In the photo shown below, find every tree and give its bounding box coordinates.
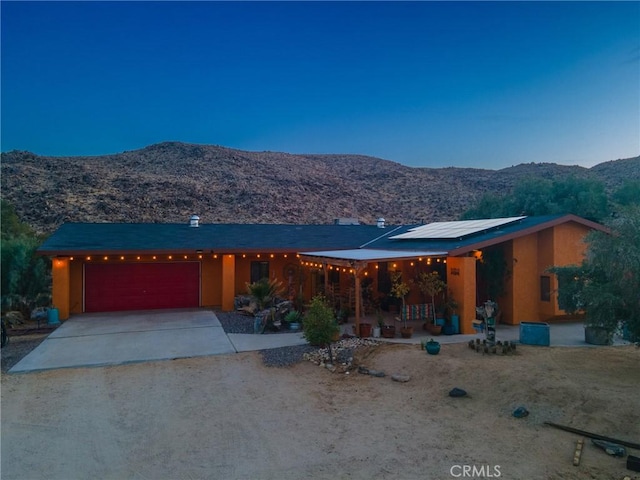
[1,200,36,240]
[415,271,446,324]
[1,201,50,319]
[549,206,640,341]
[1,235,51,319]
[461,177,611,222]
[613,180,640,208]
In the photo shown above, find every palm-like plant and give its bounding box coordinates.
[246,278,284,311]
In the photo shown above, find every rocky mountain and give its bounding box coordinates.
[1,142,638,234]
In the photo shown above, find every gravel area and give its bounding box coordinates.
[215,310,293,335]
[259,344,318,367]
[216,310,319,367]
[215,311,256,334]
[1,333,49,373]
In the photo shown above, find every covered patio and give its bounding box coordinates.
[298,248,478,336]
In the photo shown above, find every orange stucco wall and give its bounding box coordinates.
[509,235,540,324]
[501,222,593,324]
[201,256,222,307]
[52,258,70,320]
[221,254,236,311]
[447,256,476,334]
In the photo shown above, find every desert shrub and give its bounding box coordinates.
[302,295,339,347]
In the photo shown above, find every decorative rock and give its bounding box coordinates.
[391,374,411,383]
[368,369,386,378]
[512,406,529,418]
[449,387,467,397]
[358,366,370,375]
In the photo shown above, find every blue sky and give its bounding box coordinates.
[1,1,638,169]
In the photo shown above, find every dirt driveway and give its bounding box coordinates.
[1,343,639,480]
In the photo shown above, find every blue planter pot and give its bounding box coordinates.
[442,324,455,335]
[450,314,459,334]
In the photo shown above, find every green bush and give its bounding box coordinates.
[302,295,339,347]
[549,206,640,340]
[1,201,51,318]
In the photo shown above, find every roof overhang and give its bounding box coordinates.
[298,248,448,268]
[447,214,609,256]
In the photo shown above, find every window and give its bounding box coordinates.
[250,261,269,283]
[540,275,551,302]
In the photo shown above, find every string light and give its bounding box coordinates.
[198,255,203,259]
[152,256,157,260]
[120,256,125,260]
[70,257,74,261]
[168,255,172,260]
[103,256,108,261]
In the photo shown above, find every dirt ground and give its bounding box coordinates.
[1,342,639,480]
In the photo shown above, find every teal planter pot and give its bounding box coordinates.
[47,307,60,325]
[426,341,441,355]
[450,314,459,334]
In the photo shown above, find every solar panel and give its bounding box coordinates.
[390,216,527,239]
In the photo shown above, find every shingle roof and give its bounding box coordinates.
[38,215,606,257]
[37,223,393,255]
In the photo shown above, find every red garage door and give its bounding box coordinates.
[85,262,200,312]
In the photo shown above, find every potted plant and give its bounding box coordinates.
[390,271,413,338]
[246,278,284,333]
[373,311,384,338]
[443,291,459,335]
[416,271,446,335]
[284,310,303,331]
[425,338,441,355]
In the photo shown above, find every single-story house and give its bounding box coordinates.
[38,214,606,334]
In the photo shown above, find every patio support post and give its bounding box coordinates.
[324,262,329,297]
[353,263,366,336]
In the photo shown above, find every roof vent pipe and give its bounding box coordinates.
[190,215,200,228]
[376,217,385,228]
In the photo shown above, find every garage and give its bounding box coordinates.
[84,262,200,312]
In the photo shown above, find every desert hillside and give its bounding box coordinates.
[1,142,638,234]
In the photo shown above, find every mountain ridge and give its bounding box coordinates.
[1,142,638,234]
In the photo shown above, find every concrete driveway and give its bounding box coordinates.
[9,309,236,373]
